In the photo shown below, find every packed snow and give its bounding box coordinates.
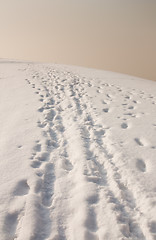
[0,60,156,240]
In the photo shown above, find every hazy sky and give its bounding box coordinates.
[0,0,156,80]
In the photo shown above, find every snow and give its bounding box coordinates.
[0,60,156,240]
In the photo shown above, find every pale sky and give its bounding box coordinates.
[0,0,156,81]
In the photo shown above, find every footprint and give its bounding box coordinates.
[121,123,128,129]
[136,159,146,172]
[42,163,55,207]
[84,231,98,240]
[124,112,133,116]
[37,152,49,162]
[31,160,42,169]
[46,109,56,121]
[3,212,18,239]
[151,146,156,149]
[94,129,105,137]
[47,98,55,105]
[33,143,41,152]
[85,208,97,232]
[55,122,65,133]
[128,106,134,110]
[87,176,101,184]
[148,221,156,233]
[37,121,47,128]
[134,138,144,146]
[35,169,44,177]
[62,159,73,171]
[87,194,99,205]
[13,180,30,196]
[17,145,22,149]
[102,100,108,105]
[103,108,109,113]
[38,107,44,112]
[125,95,130,99]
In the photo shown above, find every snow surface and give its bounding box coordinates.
[0,61,156,240]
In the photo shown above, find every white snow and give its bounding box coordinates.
[0,60,156,240]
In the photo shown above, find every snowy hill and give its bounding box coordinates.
[0,61,156,240]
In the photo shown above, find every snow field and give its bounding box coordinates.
[0,62,156,240]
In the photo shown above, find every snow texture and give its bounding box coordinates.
[0,61,156,240]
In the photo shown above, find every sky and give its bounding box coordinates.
[0,0,156,81]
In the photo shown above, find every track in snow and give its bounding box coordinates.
[2,63,156,240]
